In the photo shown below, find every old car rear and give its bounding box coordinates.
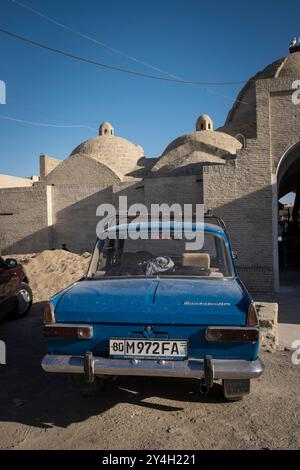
[42,222,263,400]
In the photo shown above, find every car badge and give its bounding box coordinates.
[143,325,154,337]
[183,301,231,306]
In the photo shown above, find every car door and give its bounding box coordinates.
[0,257,20,320]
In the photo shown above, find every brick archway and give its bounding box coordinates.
[273,141,300,289]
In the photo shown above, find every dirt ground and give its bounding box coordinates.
[0,301,299,450]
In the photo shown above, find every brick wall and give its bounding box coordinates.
[51,184,113,253]
[39,154,62,179]
[145,175,203,207]
[203,139,274,292]
[0,185,49,254]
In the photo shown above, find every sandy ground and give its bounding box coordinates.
[0,300,299,450]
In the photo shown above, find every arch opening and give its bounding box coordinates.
[275,142,300,287]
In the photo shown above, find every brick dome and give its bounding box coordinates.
[69,125,144,177]
[219,52,300,139]
[150,129,241,177]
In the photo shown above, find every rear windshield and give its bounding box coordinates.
[88,230,233,279]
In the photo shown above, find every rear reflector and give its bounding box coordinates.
[43,302,55,324]
[43,324,93,339]
[247,302,259,326]
[206,327,259,342]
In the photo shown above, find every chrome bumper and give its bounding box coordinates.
[41,354,264,380]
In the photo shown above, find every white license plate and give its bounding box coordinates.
[109,339,187,358]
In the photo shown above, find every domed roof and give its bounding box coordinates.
[220,52,300,139]
[69,126,144,177]
[162,129,241,155]
[150,129,242,177]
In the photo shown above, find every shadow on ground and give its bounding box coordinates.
[0,302,226,430]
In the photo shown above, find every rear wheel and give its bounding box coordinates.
[222,379,250,401]
[10,282,33,319]
[70,374,104,396]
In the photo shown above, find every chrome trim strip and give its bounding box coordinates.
[44,323,93,329]
[41,355,264,380]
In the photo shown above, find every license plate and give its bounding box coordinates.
[109,339,187,358]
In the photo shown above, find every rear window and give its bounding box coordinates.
[88,230,233,279]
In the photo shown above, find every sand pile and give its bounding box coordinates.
[12,250,91,302]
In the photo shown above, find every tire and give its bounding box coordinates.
[224,394,244,402]
[10,282,33,319]
[222,379,250,402]
[70,374,104,397]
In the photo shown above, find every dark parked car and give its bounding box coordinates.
[0,256,32,320]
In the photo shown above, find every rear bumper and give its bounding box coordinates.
[41,354,264,380]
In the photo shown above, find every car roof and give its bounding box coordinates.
[103,221,226,238]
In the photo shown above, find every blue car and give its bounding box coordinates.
[41,220,264,401]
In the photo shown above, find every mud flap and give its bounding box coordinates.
[223,379,250,399]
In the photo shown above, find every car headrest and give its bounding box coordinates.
[182,253,210,270]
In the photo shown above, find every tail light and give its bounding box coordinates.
[206,326,259,342]
[247,302,259,326]
[43,324,93,339]
[44,302,55,324]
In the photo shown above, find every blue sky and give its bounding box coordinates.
[0,0,299,177]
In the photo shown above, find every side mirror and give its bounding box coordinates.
[5,258,18,268]
[232,251,238,260]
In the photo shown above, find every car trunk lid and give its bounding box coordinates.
[54,277,247,326]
